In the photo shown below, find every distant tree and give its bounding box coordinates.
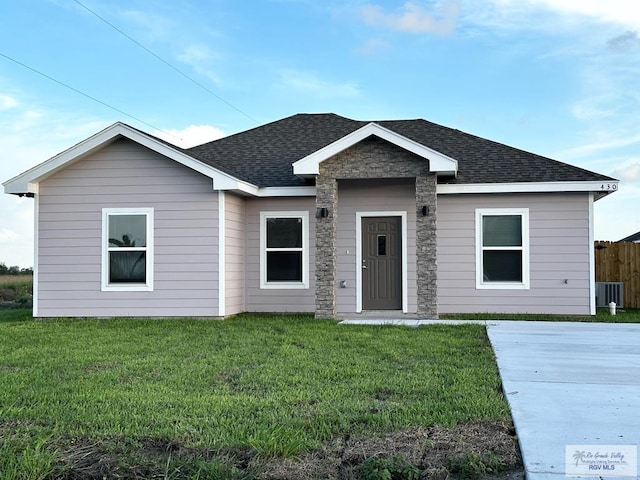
[0,262,33,275]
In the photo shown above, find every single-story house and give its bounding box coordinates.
[3,113,619,318]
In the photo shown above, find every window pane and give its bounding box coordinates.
[377,235,386,256]
[109,215,147,247]
[483,215,521,247]
[110,251,146,283]
[483,251,522,282]
[267,218,302,248]
[266,251,302,281]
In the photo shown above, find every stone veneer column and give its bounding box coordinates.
[315,173,338,318]
[416,173,438,317]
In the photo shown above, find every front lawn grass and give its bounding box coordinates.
[440,308,640,323]
[0,310,510,479]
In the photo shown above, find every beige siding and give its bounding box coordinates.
[437,193,591,315]
[244,197,316,312]
[37,138,220,317]
[224,193,245,315]
[336,179,417,314]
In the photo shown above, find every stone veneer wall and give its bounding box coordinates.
[315,137,437,318]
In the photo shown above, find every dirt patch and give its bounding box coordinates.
[256,420,523,479]
[50,420,523,479]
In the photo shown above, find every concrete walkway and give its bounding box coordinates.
[487,321,640,480]
[339,318,488,326]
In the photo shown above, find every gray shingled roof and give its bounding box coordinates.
[184,113,615,188]
[619,231,640,242]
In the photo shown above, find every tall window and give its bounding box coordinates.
[260,211,309,289]
[476,208,529,289]
[102,208,154,291]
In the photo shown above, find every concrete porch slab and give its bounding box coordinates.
[338,319,489,326]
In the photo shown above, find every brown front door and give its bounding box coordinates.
[362,217,402,310]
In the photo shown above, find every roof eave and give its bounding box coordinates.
[437,180,619,199]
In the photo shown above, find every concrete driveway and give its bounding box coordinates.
[486,321,640,480]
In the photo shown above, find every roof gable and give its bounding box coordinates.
[292,122,458,177]
[3,122,257,195]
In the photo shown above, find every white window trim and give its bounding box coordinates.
[101,208,154,292]
[475,208,529,290]
[260,211,309,289]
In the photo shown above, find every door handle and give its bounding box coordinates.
[362,260,367,269]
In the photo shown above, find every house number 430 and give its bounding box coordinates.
[600,183,618,191]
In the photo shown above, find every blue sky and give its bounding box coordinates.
[1,0,639,267]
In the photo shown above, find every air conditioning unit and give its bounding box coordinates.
[595,282,624,308]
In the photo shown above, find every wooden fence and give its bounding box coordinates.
[595,241,640,308]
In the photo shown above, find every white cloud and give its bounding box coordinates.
[153,124,226,148]
[467,0,640,31]
[178,44,217,64]
[610,159,640,182]
[278,69,360,98]
[354,38,390,55]
[0,228,20,243]
[0,94,19,110]
[177,44,221,84]
[119,8,175,44]
[570,99,616,121]
[462,1,640,41]
[530,0,640,30]
[560,134,640,160]
[360,1,460,34]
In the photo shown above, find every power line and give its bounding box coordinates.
[0,51,180,140]
[72,0,259,124]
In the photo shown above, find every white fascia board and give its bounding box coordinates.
[219,180,621,198]
[437,181,619,197]
[292,122,458,176]
[213,176,258,195]
[3,122,257,195]
[255,186,316,197]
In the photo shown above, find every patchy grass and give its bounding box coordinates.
[440,308,640,323]
[0,311,517,479]
[0,275,33,308]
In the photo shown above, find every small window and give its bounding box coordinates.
[377,235,386,256]
[102,208,154,291]
[260,212,309,289]
[476,209,529,289]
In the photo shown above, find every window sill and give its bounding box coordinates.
[102,284,154,292]
[260,282,309,290]
[476,282,529,290]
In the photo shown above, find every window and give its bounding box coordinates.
[102,208,154,291]
[476,208,529,289]
[260,211,309,289]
